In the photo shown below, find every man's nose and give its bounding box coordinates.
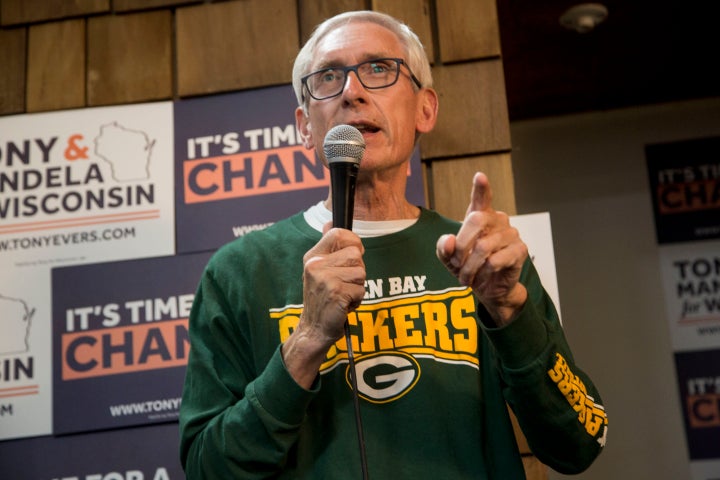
[341,70,367,100]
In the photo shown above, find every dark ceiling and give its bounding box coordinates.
[497,1,720,121]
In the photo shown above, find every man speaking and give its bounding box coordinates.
[179,10,607,479]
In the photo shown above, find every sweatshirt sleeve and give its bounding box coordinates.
[178,266,318,479]
[479,259,608,474]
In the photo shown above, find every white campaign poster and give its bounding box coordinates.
[690,459,720,480]
[658,240,720,352]
[510,212,562,320]
[0,102,175,440]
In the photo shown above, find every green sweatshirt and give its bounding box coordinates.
[179,208,607,479]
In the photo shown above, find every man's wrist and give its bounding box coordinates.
[481,283,528,327]
[281,329,331,389]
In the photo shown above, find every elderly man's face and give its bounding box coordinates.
[296,21,436,177]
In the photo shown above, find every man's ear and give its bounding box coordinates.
[416,87,439,134]
[295,106,315,149]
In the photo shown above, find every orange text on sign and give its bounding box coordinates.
[61,319,189,380]
[183,146,327,204]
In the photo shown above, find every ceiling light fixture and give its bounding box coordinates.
[560,3,609,33]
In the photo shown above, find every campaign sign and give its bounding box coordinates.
[690,458,720,480]
[51,251,211,434]
[510,212,562,321]
[674,348,720,461]
[646,136,720,244]
[0,423,183,479]
[658,240,720,352]
[0,102,175,266]
[0,102,175,440]
[0,266,54,440]
[174,84,425,254]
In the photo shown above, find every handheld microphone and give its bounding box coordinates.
[323,125,365,229]
[322,124,369,479]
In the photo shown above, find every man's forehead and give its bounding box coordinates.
[312,22,403,66]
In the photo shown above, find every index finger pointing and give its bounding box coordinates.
[467,172,493,215]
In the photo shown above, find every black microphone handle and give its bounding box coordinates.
[328,156,369,480]
[330,160,359,230]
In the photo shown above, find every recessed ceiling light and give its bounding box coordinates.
[560,3,609,33]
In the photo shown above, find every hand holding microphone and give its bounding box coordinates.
[321,124,366,317]
[287,125,367,389]
[298,125,367,343]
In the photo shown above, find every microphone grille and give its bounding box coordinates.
[323,124,365,164]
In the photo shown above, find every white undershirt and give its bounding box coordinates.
[303,201,418,238]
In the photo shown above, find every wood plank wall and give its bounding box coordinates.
[0,0,543,478]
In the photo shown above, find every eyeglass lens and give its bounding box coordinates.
[306,59,401,100]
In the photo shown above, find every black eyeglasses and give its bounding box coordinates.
[301,58,422,101]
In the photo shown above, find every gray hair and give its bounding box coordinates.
[292,10,433,109]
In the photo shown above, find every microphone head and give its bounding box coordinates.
[323,124,365,165]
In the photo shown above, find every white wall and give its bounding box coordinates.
[510,97,720,479]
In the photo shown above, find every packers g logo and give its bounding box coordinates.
[346,351,421,403]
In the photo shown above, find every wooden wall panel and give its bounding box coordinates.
[87,11,172,106]
[509,406,531,454]
[522,456,549,480]
[436,0,500,62]
[0,26,26,114]
[298,0,367,42]
[422,60,510,159]
[0,0,108,26]
[177,0,298,97]
[27,19,86,112]
[372,0,434,62]
[114,0,199,12]
[428,153,516,220]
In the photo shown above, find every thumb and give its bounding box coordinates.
[436,234,456,263]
